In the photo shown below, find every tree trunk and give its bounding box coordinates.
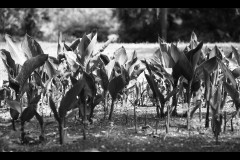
[160,8,168,41]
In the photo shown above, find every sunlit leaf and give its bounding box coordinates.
[217,58,237,89]
[232,46,240,66]
[6,99,21,113]
[5,34,27,65]
[114,46,128,66]
[21,34,44,59]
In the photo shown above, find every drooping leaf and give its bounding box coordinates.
[114,47,128,66]
[217,58,237,89]
[5,34,27,65]
[58,79,84,119]
[16,54,48,90]
[108,75,125,100]
[6,99,21,113]
[21,34,44,59]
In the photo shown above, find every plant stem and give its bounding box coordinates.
[59,121,64,145]
[187,80,193,130]
[205,101,210,128]
[166,104,170,133]
[108,99,115,121]
[134,101,137,133]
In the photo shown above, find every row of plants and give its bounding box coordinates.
[0,31,240,145]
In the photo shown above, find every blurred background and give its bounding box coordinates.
[1,8,240,43]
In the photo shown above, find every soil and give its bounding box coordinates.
[1,101,240,152]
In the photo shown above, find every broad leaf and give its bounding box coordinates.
[108,75,125,100]
[78,33,97,67]
[232,67,240,79]
[158,39,174,68]
[126,50,138,71]
[29,95,41,105]
[0,49,17,75]
[210,85,221,113]
[130,64,145,80]
[232,46,240,66]
[93,94,104,107]
[58,79,84,119]
[16,54,48,90]
[98,67,109,91]
[6,99,21,113]
[20,104,36,123]
[217,58,237,89]
[5,34,27,65]
[49,96,60,123]
[203,68,211,101]
[21,34,44,59]
[65,51,79,72]
[223,82,240,105]
[144,73,165,104]
[195,57,218,80]
[10,108,19,120]
[100,54,110,65]
[114,47,128,66]
[83,72,96,98]
[70,38,81,51]
[105,59,116,81]
[209,45,223,60]
[170,43,193,81]
[185,41,203,71]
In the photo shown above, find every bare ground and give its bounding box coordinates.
[0,101,240,152]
